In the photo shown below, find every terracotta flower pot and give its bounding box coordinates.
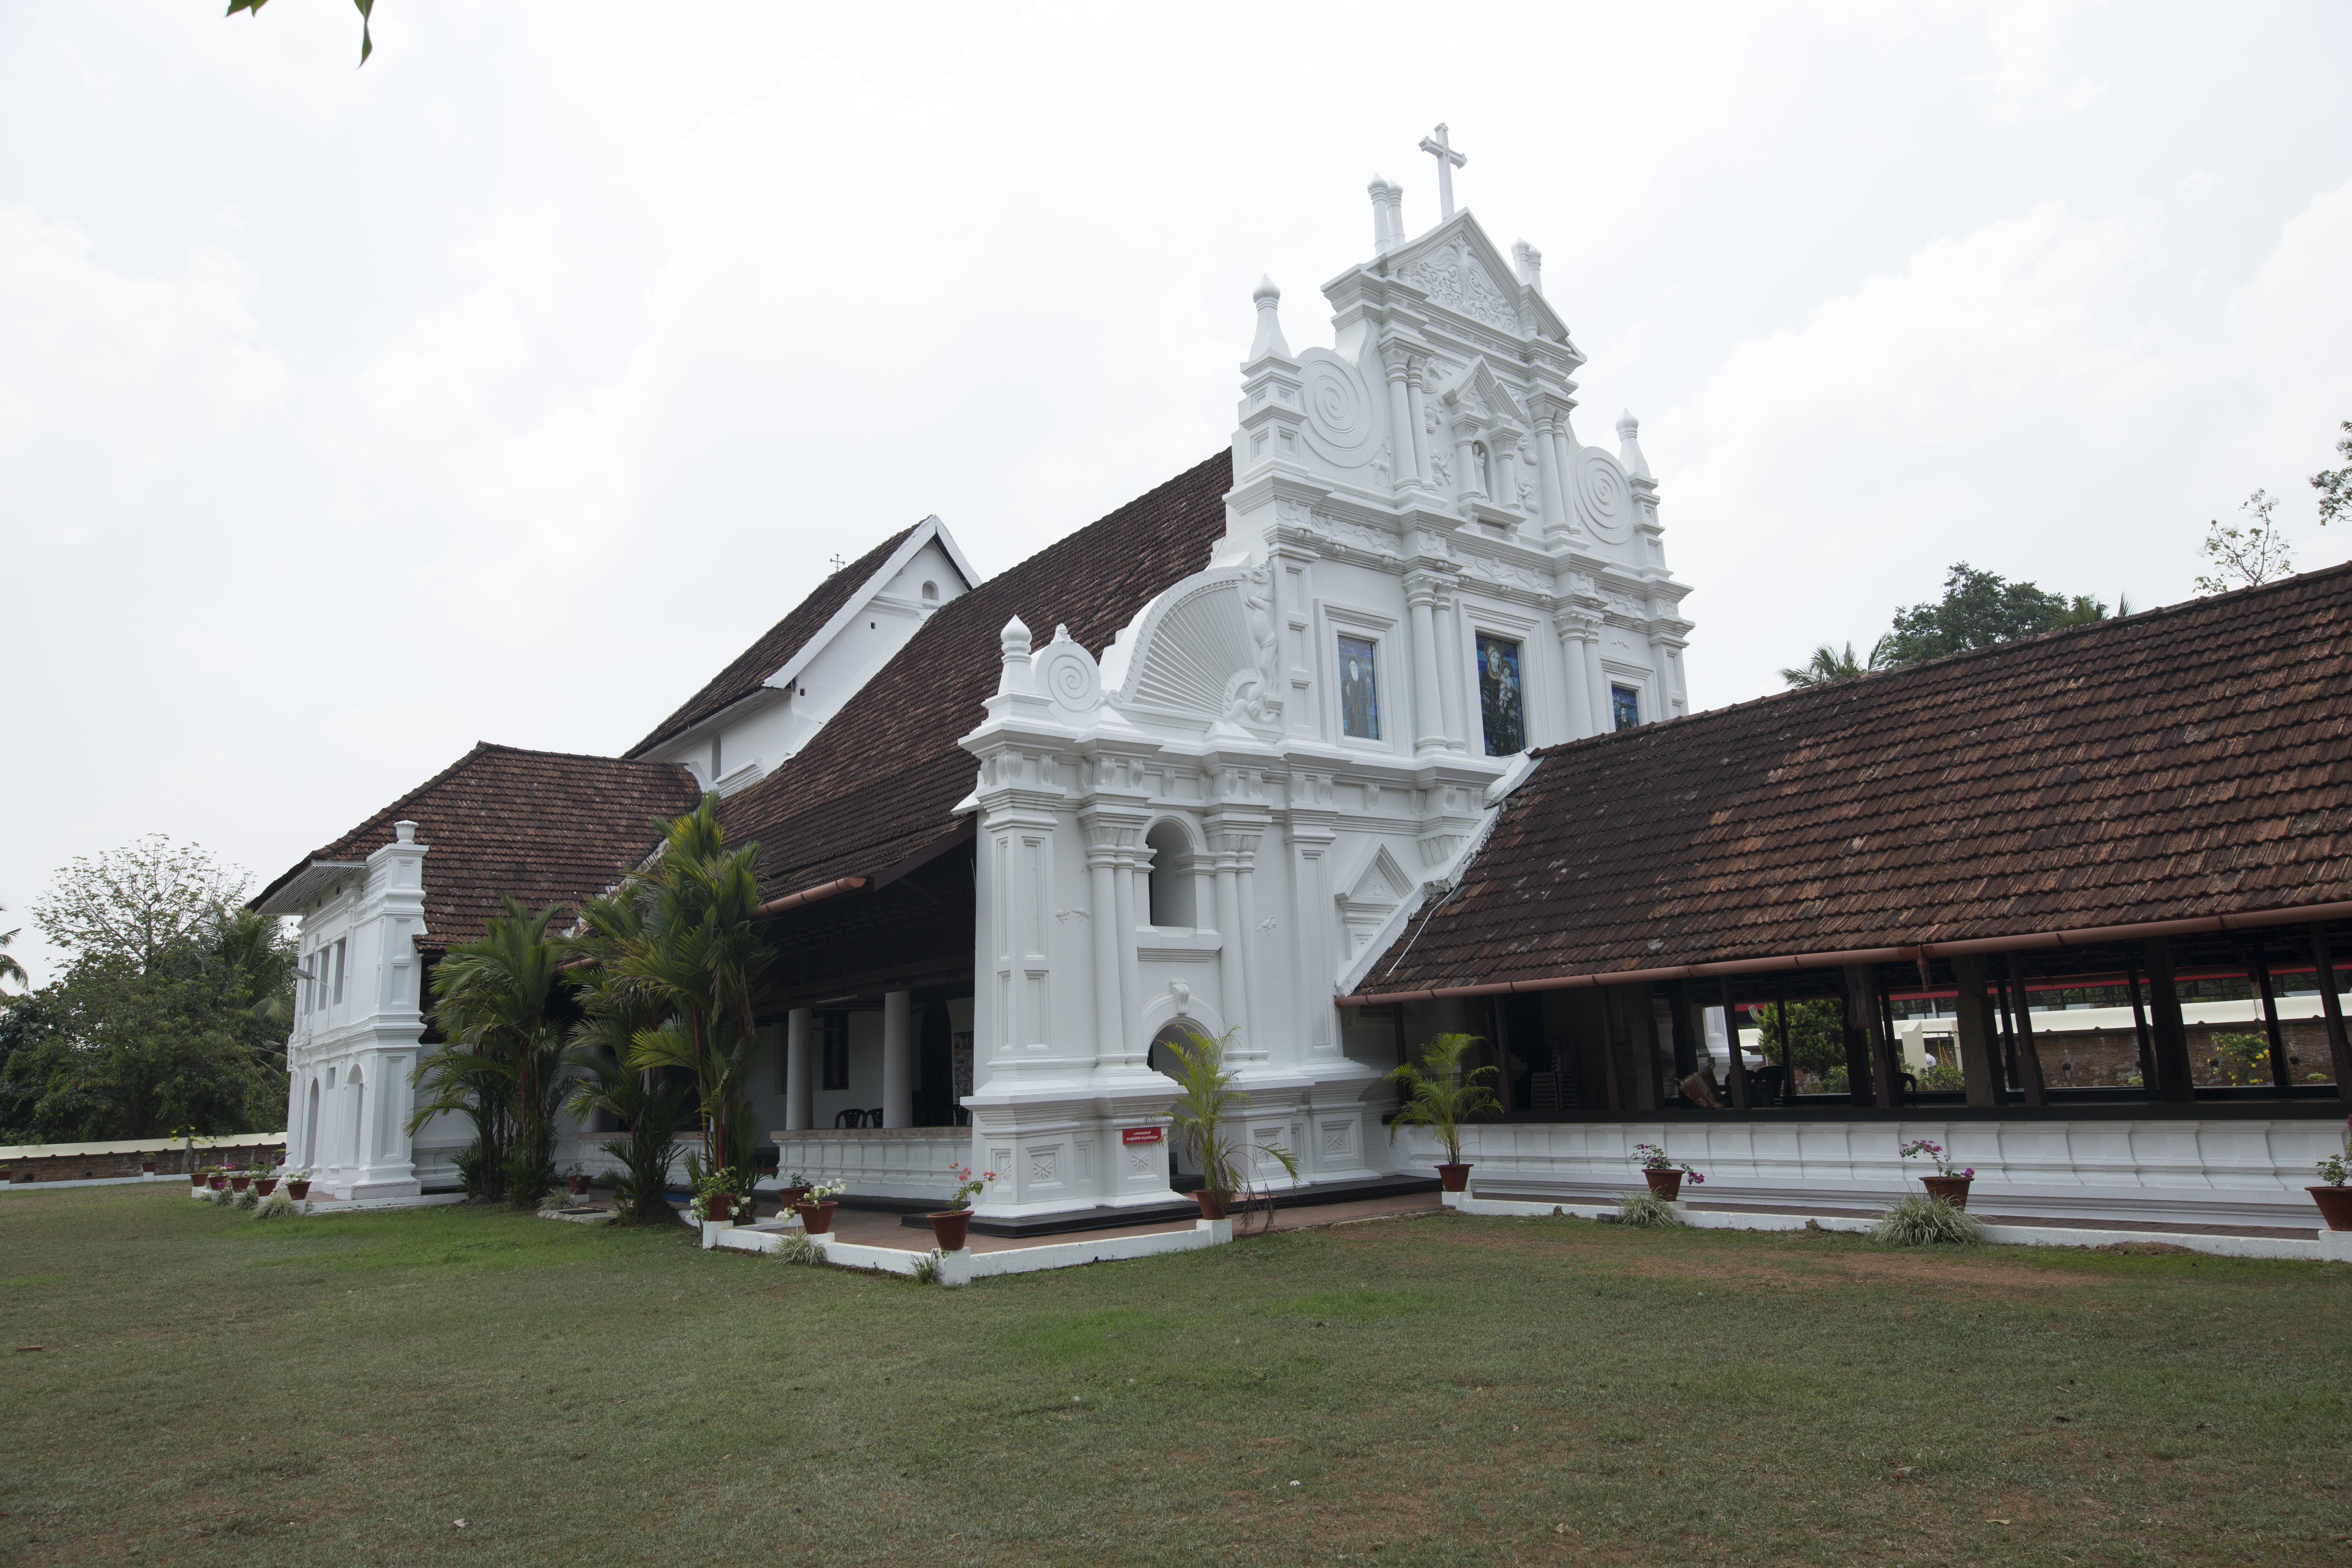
[209,1175,227,1190]
[795,1200,837,1235]
[1192,1190,1229,1221]
[230,1174,250,1192]
[256,1178,278,1196]
[777,1185,808,1210]
[2310,1185,2352,1232]
[287,1181,310,1200]
[142,1161,156,1174]
[928,1209,975,1251]
[191,1173,208,1188]
[1642,1169,1684,1201]
[1921,1176,1973,1210]
[1437,1163,1472,1192]
[705,1194,733,1225]
[567,1174,592,1196]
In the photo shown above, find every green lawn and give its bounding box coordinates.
[2,1187,2347,1566]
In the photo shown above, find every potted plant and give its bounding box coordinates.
[1165,1028,1298,1219]
[190,1165,210,1191]
[229,1169,252,1193]
[1388,1033,1502,1193]
[1900,1139,1976,1208]
[1632,1143,1704,1202]
[255,1173,278,1197]
[141,1158,156,1174]
[208,1169,228,1191]
[793,1180,846,1236]
[776,1172,811,1211]
[690,1169,753,1226]
[564,1163,593,1198]
[2312,1118,2352,1232]
[284,1170,312,1201]
[928,1165,996,1251]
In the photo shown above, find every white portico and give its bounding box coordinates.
[956,133,1696,1221]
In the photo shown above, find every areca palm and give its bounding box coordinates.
[413,898,568,1205]
[608,797,773,1185]
[1779,637,1894,689]
[561,891,694,1224]
[0,907,26,993]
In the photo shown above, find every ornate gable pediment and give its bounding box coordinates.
[1388,215,1525,336]
[1436,356,1526,428]
[1334,841,1418,957]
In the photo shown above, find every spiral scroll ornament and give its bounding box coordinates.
[1575,446,1633,542]
[1297,348,1380,470]
[1036,637,1102,719]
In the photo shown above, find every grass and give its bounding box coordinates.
[2,1187,2349,1566]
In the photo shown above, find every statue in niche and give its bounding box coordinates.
[1223,559,1283,726]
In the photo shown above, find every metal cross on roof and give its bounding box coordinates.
[1419,123,1467,218]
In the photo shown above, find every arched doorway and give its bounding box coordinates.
[1147,1020,1201,1191]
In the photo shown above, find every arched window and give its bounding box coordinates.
[920,580,939,602]
[1145,822,1195,927]
[1147,1020,1199,1078]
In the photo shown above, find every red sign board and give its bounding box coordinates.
[1121,1126,1163,1145]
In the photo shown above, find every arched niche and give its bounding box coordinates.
[1145,819,1199,928]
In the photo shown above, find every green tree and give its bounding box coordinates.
[561,891,695,1225]
[414,898,570,1207]
[2196,490,2296,594]
[2312,420,2352,529]
[1751,999,1848,1090]
[0,906,26,993]
[1779,638,1895,689]
[1386,1033,1503,1167]
[608,797,774,1190]
[1878,563,2115,667]
[1,843,292,1143]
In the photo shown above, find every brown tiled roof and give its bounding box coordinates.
[720,452,1233,892]
[1355,562,2352,996]
[623,525,919,760]
[250,743,702,948]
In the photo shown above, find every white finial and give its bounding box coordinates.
[1512,240,1543,294]
[1000,616,1031,659]
[394,820,417,844]
[1367,175,1403,253]
[1419,123,1467,219]
[996,616,1033,698]
[1617,411,1652,479]
[1248,275,1291,362]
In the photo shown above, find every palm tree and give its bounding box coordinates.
[1162,1027,1297,1216]
[1386,1033,1502,1169]
[609,797,774,1188]
[561,891,694,1224]
[413,898,569,1205]
[1780,637,1895,689]
[0,906,26,993]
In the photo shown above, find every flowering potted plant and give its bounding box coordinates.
[793,1180,845,1236]
[928,1165,995,1252]
[191,1165,211,1192]
[1387,1033,1501,1193]
[207,1168,228,1191]
[690,1169,753,1225]
[283,1169,312,1201]
[1632,1143,1704,1202]
[776,1172,811,1211]
[229,1168,252,1193]
[255,1171,279,1197]
[1900,1139,1976,1209]
[2312,1117,2352,1232]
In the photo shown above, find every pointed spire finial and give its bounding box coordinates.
[1617,411,1652,479]
[1248,275,1291,362]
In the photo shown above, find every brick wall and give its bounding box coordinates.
[2,1141,285,1183]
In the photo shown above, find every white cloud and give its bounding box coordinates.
[1972,3,2111,126]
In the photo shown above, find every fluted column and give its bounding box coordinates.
[1584,629,1614,733]
[1085,835,1123,1065]
[1233,832,1268,1062]
[1404,360,1431,490]
[1534,414,1568,535]
[1382,348,1419,491]
[1432,584,1467,753]
[1406,573,1446,756]
[1212,838,1249,1054]
[1557,624,1595,739]
[785,1007,812,1130]
[1111,840,1144,1069]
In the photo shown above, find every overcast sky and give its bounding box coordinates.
[5,2,2349,986]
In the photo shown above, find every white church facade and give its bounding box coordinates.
[256,129,1700,1219]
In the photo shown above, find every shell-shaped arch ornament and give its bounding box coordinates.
[1297,348,1382,470]
[1575,445,1634,542]
[1105,564,1283,732]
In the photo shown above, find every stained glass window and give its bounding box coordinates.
[1611,684,1641,732]
[1338,635,1380,740]
[1477,634,1525,755]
